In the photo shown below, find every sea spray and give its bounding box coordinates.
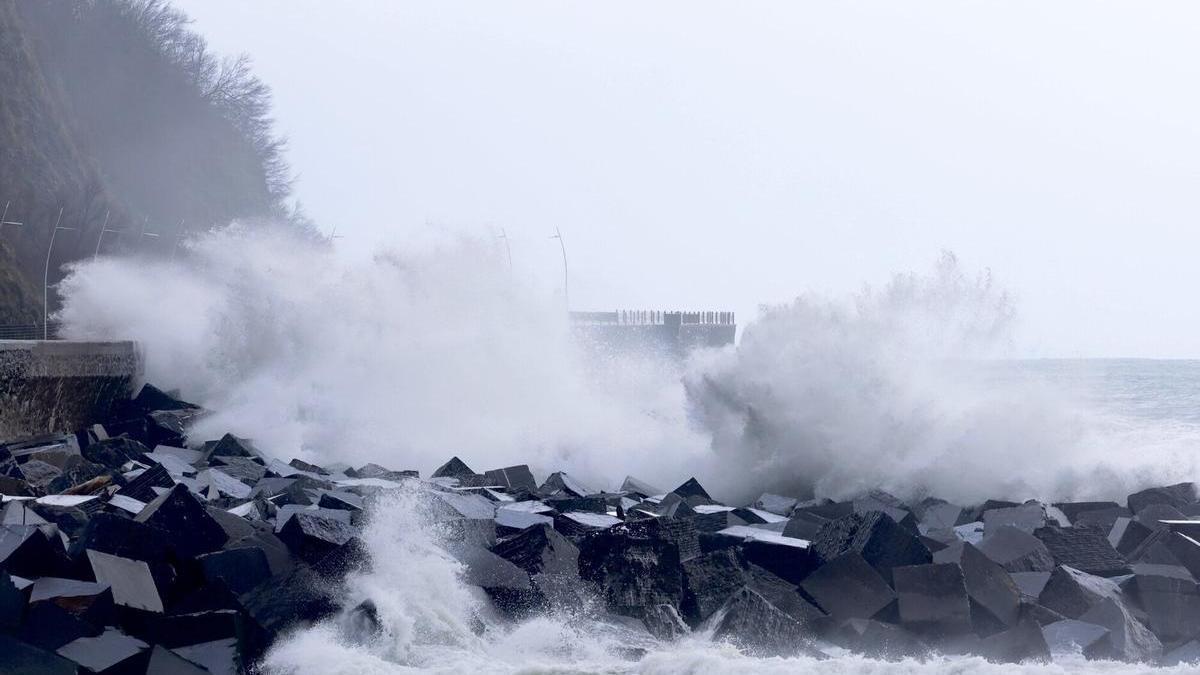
[55,227,1200,505]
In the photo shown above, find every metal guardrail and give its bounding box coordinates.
[0,322,61,340]
[570,310,735,326]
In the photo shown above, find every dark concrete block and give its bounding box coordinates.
[197,546,273,594]
[832,618,929,660]
[0,525,70,578]
[87,549,164,613]
[146,644,208,674]
[976,617,1050,664]
[671,477,712,501]
[278,511,357,564]
[1037,565,1124,619]
[0,634,78,674]
[1080,597,1162,663]
[171,638,239,675]
[114,463,173,502]
[800,552,895,621]
[55,627,150,674]
[135,484,228,558]
[1034,525,1131,577]
[624,518,701,562]
[977,525,1055,573]
[711,587,826,657]
[1122,568,1200,643]
[431,456,476,479]
[782,511,829,541]
[1041,618,1112,658]
[893,563,971,636]
[960,542,1022,632]
[483,465,538,493]
[1127,483,1197,515]
[578,531,684,624]
[810,511,931,583]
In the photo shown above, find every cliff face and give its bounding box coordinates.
[0,0,289,320]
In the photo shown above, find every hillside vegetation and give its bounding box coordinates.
[0,0,294,321]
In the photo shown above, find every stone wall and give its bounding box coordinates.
[0,340,142,439]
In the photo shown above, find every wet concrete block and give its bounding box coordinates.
[1080,597,1162,663]
[578,531,684,624]
[483,465,538,494]
[711,587,826,658]
[1127,483,1197,515]
[960,542,1022,633]
[56,627,150,673]
[800,552,896,621]
[1037,565,1124,619]
[977,525,1056,573]
[134,484,228,558]
[278,511,357,564]
[893,563,972,636]
[1042,618,1112,659]
[0,633,78,674]
[87,549,164,612]
[976,617,1050,664]
[197,546,273,594]
[810,511,931,584]
[1034,525,1131,577]
[1121,568,1200,643]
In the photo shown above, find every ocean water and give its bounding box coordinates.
[53,231,1200,673]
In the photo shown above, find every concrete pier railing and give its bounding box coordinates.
[0,340,142,439]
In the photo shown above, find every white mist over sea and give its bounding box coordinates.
[53,226,1200,673]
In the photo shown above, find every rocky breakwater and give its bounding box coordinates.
[4,384,1200,670]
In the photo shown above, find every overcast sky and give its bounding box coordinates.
[174,1,1200,358]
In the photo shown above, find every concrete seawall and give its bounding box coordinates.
[0,340,142,439]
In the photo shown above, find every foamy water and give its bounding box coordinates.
[54,227,1200,673]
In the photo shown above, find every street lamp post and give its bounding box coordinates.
[92,210,121,260]
[0,201,24,229]
[498,228,513,278]
[550,227,568,310]
[43,207,74,340]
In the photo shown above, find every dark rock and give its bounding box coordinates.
[539,471,593,497]
[810,511,931,583]
[146,644,209,674]
[671,477,712,502]
[711,587,826,657]
[55,627,151,673]
[86,549,165,612]
[681,548,824,628]
[753,493,799,517]
[553,511,621,537]
[131,383,200,413]
[800,552,896,621]
[1127,483,1197,514]
[1163,639,1200,666]
[1164,532,1200,580]
[0,525,71,578]
[1121,567,1200,643]
[25,501,92,539]
[1079,597,1162,662]
[976,617,1050,664]
[740,533,818,586]
[171,638,239,675]
[0,633,78,674]
[207,456,267,485]
[318,490,364,511]
[1134,503,1186,529]
[278,511,357,564]
[206,433,260,460]
[115,463,173,502]
[619,475,664,498]
[1019,599,1067,626]
[578,531,684,626]
[145,409,194,447]
[624,518,701,562]
[23,578,115,649]
[134,484,228,558]
[893,563,972,636]
[1037,565,1124,619]
[82,436,150,470]
[960,542,1022,632]
[197,547,273,594]
[311,537,369,581]
[977,525,1055,573]
[483,465,538,493]
[431,456,477,479]
[833,618,929,660]
[1110,517,1154,556]
[854,490,918,533]
[1034,525,1131,577]
[1041,618,1112,658]
[0,570,31,629]
[982,503,1047,535]
[241,566,338,659]
[288,458,328,475]
[1053,501,1122,524]
[782,511,830,541]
